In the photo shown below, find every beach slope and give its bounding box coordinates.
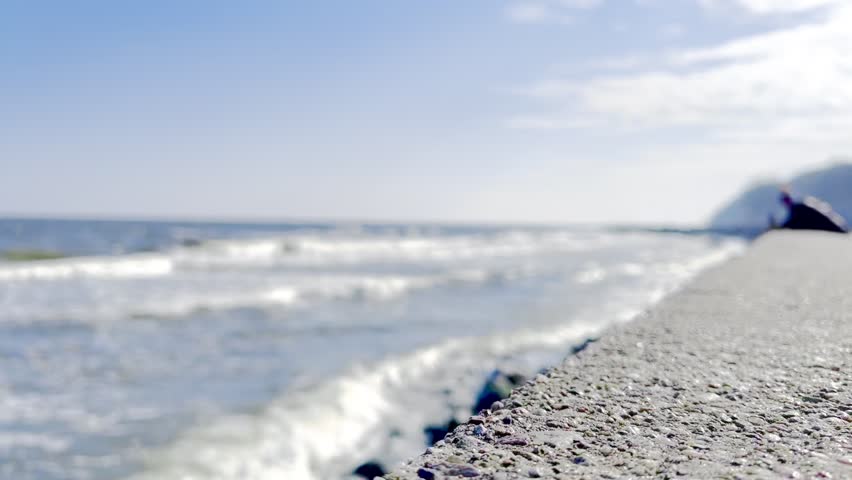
[386,231,851,479]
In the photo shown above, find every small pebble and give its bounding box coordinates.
[497,435,529,446]
[417,468,438,480]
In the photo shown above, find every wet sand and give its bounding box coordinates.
[386,231,851,479]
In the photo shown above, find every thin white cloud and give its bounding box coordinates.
[509,3,852,144]
[506,3,553,23]
[699,0,843,14]
[555,0,604,8]
[505,0,603,24]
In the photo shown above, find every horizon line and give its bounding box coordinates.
[0,212,708,230]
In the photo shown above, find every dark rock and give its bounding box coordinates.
[469,415,485,425]
[425,419,461,446]
[473,371,527,414]
[570,338,598,355]
[354,461,387,479]
[417,468,439,480]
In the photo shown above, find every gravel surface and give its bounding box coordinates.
[385,231,851,479]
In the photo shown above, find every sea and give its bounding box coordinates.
[0,218,746,480]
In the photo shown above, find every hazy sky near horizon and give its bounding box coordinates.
[3,0,851,225]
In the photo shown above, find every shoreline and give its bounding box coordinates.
[384,231,851,479]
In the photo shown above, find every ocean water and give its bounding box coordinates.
[0,219,745,480]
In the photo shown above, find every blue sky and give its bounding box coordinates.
[2,0,851,224]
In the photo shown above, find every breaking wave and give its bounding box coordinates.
[0,229,616,280]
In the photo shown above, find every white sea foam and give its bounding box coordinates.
[574,262,607,284]
[0,230,607,282]
[0,265,540,323]
[169,230,621,270]
[0,229,666,324]
[0,432,70,454]
[0,255,173,281]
